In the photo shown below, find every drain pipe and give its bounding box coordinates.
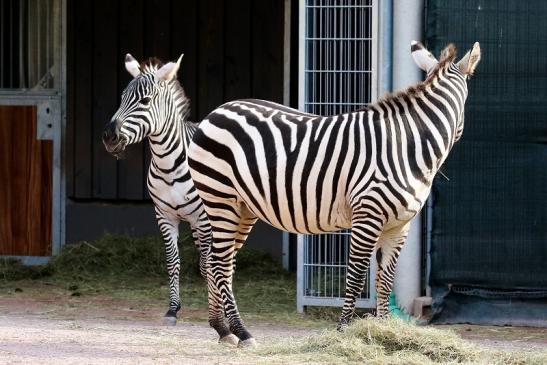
[425,195,434,297]
[378,0,393,96]
[379,0,412,321]
[391,0,425,315]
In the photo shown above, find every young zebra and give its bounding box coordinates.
[102,55,211,325]
[188,41,481,345]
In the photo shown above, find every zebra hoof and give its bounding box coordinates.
[219,334,239,346]
[162,316,177,326]
[238,338,257,348]
[336,323,348,332]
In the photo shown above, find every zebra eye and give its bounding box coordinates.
[140,97,152,105]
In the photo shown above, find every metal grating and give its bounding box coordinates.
[303,231,371,299]
[303,0,374,115]
[0,0,58,90]
[297,0,377,311]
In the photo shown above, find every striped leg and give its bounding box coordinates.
[189,211,212,280]
[156,209,181,325]
[338,215,384,330]
[207,203,257,346]
[375,224,410,317]
[206,266,236,344]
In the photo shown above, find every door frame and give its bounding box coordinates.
[0,0,66,264]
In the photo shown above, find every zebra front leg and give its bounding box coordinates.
[375,224,410,317]
[157,212,182,325]
[338,216,384,330]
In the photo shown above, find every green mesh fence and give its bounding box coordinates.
[425,0,547,290]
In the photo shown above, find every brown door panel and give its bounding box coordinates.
[0,106,52,256]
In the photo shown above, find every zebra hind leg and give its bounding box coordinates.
[338,215,384,330]
[190,218,211,280]
[229,213,257,346]
[157,213,182,326]
[375,224,410,317]
[207,267,238,345]
[207,203,257,346]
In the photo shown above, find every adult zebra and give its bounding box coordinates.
[188,41,481,345]
[102,55,211,325]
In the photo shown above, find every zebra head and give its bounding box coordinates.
[103,53,185,157]
[411,41,481,142]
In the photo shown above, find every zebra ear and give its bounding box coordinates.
[411,40,438,73]
[125,53,141,78]
[155,54,183,82]
[457,42,481,76]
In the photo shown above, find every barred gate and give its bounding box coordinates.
[296,0,378,312]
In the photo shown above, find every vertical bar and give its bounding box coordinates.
[311,1,315,113]
[311,234,314,295]
[1,0,4,87]
[283,0,291,107]
[338,2,342,115]
[297,234,305,313]
[27,0,31,87]
[322,235,329,297]
[37,0,41,87]
[298,0,305,111]
[18,0,25,87]
[325,0,329,115]
[353,2,356,109]
[1,0,3,87]
[47,0,51,87]
[9,0,13,87]
[338,231,341,297]
[318,0,322,115]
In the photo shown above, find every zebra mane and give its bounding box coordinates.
[138,57,192,125]
[366,44,457,111]
[139,57,164,74]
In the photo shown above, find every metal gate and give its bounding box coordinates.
[296,0,378,312]
[0,0,65,264]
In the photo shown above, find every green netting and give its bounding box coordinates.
[426,0,547,290]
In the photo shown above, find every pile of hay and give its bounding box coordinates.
[255,317,547,365]
[0,234,287,284]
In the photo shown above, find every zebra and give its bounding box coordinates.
[187,41,481,346]
[102,54,212,325]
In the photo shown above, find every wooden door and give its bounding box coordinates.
[0,106,52,256]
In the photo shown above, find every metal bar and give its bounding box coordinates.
[46,0,51,88]
[37,0,41,88]
[306,5,373,8]
[1,0,4,87]
[318,0,322,115]
[18,0,25,88]
[298,0,306,111]
[296,234,305,313]
[9,0,13,87]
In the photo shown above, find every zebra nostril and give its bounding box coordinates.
[104,122,121,144]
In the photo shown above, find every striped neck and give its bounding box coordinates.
[370,62,466,180]
[148,80,191,174]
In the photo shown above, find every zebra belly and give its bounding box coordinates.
[233,188,353,235]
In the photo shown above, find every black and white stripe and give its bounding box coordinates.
[103,55,212,325]
[188,41,481,345]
